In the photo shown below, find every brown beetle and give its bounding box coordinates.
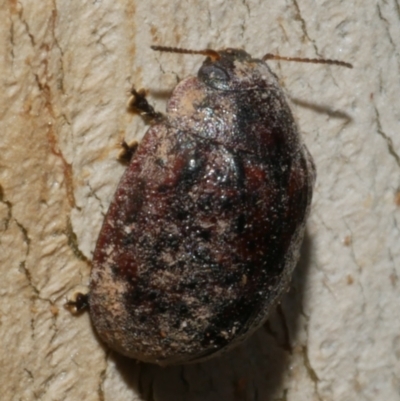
[78,46,349,365]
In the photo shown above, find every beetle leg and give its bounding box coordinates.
[118,140,139,164]
[128,88,164,123]
[65,292,89,314]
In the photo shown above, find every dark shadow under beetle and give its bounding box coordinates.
[291,97,353,123]
[110,231,313,401]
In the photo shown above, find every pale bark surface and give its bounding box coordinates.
[1,1,399,400]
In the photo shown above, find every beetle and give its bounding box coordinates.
[70,46,351,366]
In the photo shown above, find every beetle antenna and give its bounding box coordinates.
[151,46,221,61]
[263,53,353,68]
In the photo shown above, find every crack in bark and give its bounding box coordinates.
[377,3,396,49]
[374,106,400,168]
[18,9,36,46]
[15,219,31,249]
[388,249,399,287]
[50,0,65,94]
[0,184,13,231]
[302,345,322,401]
[394,0,400,20]
[238,0,250,40]
[87,182,106,213]
[19,261,40,297]
[290,0,323,59]
[24,368,34,381]
[65,217,90,263]
[8,17,15,61]
[241,0,250,16]
[97,366,107,401]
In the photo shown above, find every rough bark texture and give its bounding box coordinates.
[0,0,399,400]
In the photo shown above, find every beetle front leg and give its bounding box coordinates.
[128,88,164,123]
[121,88,164,164]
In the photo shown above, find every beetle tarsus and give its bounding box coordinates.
[118,140,139,164]
[65,292,90,314]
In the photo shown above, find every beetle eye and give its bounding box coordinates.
[199,64,229,87]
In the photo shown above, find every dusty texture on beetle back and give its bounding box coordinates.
[89,49,316,365]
